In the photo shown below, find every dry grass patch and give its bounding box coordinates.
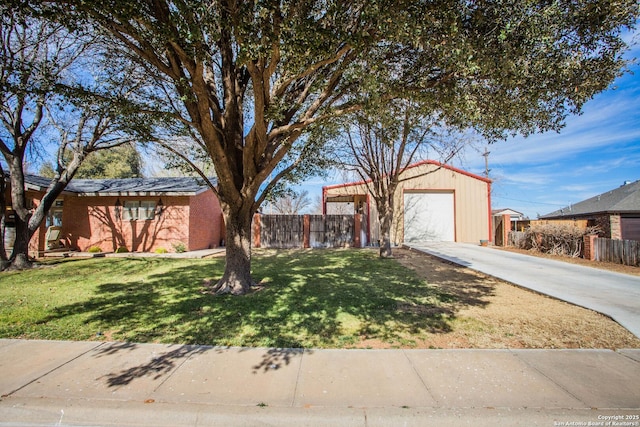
[381,248,640,349]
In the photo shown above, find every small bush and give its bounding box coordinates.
[154,247,168,254]
[115,246,129,253]
[87,246,102,253]
[172,242,187,253]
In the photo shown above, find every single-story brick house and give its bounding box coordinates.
[322,160,492,245]
[3,175,224,255]
[540,179,640,241]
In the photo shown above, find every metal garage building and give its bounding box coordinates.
[322,160,492,246]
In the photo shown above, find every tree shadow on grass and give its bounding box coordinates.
[393,249,497,309]
[35,249,496,351]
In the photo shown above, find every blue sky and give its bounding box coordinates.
[296,30,640,219]
[467,30,640,219]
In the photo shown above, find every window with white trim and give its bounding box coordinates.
[123,200,156,220]
[46,199,64,227]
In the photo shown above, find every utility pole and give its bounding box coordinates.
[482,147,491,178]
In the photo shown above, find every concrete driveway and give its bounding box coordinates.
[405,242,640,339]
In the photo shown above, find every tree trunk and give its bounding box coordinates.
[378,205,394,258]
[0,214,10,270]
[0,215,7,269]
[0,166,7,265]
[373,184,397,259]
[1,150,85,271]
[212,207,256,295]
[9,217,31,269]
[6,160,33,270]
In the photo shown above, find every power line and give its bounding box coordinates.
[495,196,566,207]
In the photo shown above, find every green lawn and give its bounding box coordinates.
[0,249,455,348]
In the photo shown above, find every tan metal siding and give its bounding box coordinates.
[324,162,490,244]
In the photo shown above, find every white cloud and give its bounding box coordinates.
[559,184,593,192]
[495,171,553,186]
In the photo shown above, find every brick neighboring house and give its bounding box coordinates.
[540,179,640,241]
[3,175,224,255]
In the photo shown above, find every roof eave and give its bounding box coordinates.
[540,209,640,219]
[322,159,491,191]
[75,191,200,197]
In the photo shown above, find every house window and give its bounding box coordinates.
[46,200,64,227]
[123,201,156,221]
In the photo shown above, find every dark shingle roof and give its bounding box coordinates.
[24,174,215,196]
[541,180,640,219]
[22,174,53,190]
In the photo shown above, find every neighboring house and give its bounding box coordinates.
[3,175,224,255]
[322,160,492,245]
[540,180,640,241]
[492,208,526,246]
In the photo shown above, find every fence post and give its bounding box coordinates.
[502,214,511,247]
[354,214,361,248]
[583,234,597,261]
[253,213,261,248]
[303,215,310,248]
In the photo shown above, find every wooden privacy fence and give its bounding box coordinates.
[593,237,640,267]
[255,214,304,248]
[253,214,365,249]
[529,219,590,229]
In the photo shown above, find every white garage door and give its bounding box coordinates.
[404,192,455,242]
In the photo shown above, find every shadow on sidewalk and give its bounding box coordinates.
[249,347,307,373]
[94,343,310,387]
[96,343,210,387]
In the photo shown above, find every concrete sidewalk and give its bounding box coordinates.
[406,242,640,339]
[1,339,639,426]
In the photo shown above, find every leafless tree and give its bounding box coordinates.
[335,101,466,257]
[265,190,312,215]
[0,11,149,269]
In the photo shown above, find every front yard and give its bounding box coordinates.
[1,248,638,349]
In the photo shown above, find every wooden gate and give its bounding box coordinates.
[309,215,354,248]
[254,214,361,248]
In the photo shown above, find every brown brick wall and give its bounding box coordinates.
[62,195,193,253]
[5,186,224,255]
[188,190,223,250]
[583,234,597,261]
[610,214,621,240]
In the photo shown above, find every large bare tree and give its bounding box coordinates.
[336,102,466,258]
[0,10,150,269]
[44,0,638,294]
